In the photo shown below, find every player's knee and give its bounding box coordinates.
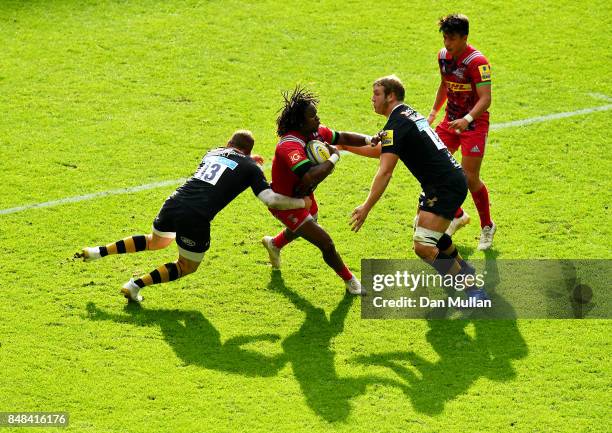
[413,242,437,261]
[464,172,482,191]
[436,233,453,253]
[148,233,173,250]
[177,257,200,275]
[413,226,442,261]
[317,236,336,256]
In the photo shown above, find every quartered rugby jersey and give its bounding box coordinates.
[438,44,491,121]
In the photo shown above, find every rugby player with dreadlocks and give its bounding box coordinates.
[262,86,374,295]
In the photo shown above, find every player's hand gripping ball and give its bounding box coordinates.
[305,140,331,164]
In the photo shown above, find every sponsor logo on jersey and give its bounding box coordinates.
[415,118,429,132]
[288,150,303,165]
[478,64,491,81]
[381,130,394,147]
[209,155,238,169]
[426,197,438,207]
[446,81,472,92]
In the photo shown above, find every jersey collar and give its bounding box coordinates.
[286,130,307,141]
[388,102,406,118]
[455,44,474,63]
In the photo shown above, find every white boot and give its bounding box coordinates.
[121,279,144,302]
[345,275,365,296]
[261,236,281,269]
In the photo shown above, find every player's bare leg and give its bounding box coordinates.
[121,254,200,302]
[76,233,174,261]
[294,220,364,295]
[462,155,496,250]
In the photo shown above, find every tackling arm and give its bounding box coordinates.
[257,189,309,210]
[336,131,382,159]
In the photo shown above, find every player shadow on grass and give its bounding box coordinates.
[85,302,286,377]
[350,249,528,415]
[267,271,406,423]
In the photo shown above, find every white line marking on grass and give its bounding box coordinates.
[587,93,612,102]
[0,179,186,215]
[2,103,612,216]
[490,104,612,131]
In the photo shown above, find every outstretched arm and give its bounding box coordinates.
[336,131,383,159]
[350,152,399,232]
[257,189,311,210]
[336,131,372,147]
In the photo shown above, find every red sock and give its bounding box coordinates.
[272,230,291,249]
[454,207,464,219]
[471,184,492,228]
[336,265,353,281]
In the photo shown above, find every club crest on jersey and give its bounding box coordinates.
[381,130,394,147]
[288,150,302,164]
[453,66,466,80]
[478,64,491,81]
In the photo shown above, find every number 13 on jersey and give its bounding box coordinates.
[194,155,238,185]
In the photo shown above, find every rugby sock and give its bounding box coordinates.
[99,235,148,257]
[134,262,181,288]
[457,259,478,291]
[454,208,464,219]
[272,230,291,249]
[443,245,477,278]
[471,184,493,228]
[431,250,465,276]
[458,259,476,276]
[336,265,353,281]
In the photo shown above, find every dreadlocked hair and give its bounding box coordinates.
[276,86,320,136]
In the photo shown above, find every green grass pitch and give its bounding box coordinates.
[0,0,610,432]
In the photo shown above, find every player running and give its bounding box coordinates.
[349,75,488,301]
[261,86,373,295]
[428,14,496,250]
[76,130,311,302]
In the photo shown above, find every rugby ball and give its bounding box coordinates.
[305,140,331,164]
